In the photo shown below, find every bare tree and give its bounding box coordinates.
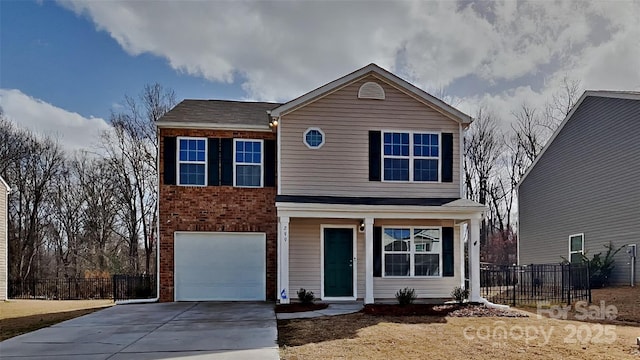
[3,127,64,280]
[102,84,176,274]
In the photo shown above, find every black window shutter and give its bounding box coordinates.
[369,131,381,181]
[373,226,382,277]
[207,138,220,186]
[163,137,176,185]
[220,138,234,186]
[442,227,454,277]
[264,139,276,187]
[441,133,453,183]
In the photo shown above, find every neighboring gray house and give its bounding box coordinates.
[0,176,9,300]
[518,91,639,286]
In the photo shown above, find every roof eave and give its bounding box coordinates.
[156,121,272,132]
[517,90,640,188]
[270,63,472,124]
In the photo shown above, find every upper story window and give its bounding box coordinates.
[569,233,584,263]
[178,137,207,186]
[303,127,325,149]
[383,227,441,277]
[234,139,263,187]
[382,131,440,182]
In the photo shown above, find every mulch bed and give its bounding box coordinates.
[363,303,528,317]
[275,302,329,313]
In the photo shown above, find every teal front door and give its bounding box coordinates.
[323,228,354,297]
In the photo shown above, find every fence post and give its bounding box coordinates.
[567,263,571,306]
[587,262,592,304]
[112,275,117,301]
[512,267,516,306]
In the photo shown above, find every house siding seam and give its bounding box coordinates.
[279,75,461,198]
[159,128,278,302]
[519,96,640,285]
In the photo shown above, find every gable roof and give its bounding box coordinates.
[517,90,640,188]
[269,63,472,125]
[156,100,281,130]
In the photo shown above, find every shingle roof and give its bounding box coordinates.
[157,100,282,128]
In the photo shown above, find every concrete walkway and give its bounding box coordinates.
[276,302,363,320]
[0,302,279,360]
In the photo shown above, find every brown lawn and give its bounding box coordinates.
[279,286,640,360]
[0,299,113,340]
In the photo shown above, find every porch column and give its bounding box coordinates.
[364,217,375,304]
[468,218,481,302]
[278,216,290,304]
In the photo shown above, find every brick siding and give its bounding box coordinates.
[159,128,277,302]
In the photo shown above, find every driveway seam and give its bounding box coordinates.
[104,302,199,359]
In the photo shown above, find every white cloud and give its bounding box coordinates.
[0,89,112,153]
[59,0,639,121]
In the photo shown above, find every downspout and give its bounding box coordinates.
[4,182,10,301]
[115,132,161,305]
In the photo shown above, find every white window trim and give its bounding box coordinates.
[176,136,208,187]
[233,139,264,188]
[380,130,441,183]
[303,127,325,149]
[569,233,585,262]
[382,226,443,278]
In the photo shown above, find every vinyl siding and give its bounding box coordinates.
[519,96,640,286]
[280,75,461,198]
[0,180,7,300]
[288,218,461,300]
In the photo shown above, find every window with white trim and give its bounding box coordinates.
[383,227,441,277]
[303,127,325,149]
[178,137,206,186]
[234,139,263,187]
[569,234,584,263]
[382,131,439,182]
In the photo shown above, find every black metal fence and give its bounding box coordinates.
[112,274,156,301]
[9,278,113,300]
[481,263,591,306]
[8,275,157,301]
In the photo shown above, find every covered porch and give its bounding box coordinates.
[276,198,485,304]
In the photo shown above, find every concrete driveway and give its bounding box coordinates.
[0,302,279,360]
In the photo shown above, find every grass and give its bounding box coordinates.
[279,286,640,360]
[0,299,113,340]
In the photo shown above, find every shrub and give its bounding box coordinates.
[297,288,315,304]
[451,286,469,304]
[583,242,622,288]
[395,287,417,306]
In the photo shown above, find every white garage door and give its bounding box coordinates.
[174,232,266,301]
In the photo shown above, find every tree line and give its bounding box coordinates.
[464,78,581,264]
[1,84,175,281]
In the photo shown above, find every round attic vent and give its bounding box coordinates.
[358,81,385,100]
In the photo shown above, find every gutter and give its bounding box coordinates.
[115,133,162,305]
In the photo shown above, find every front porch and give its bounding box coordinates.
[276,199,485,304]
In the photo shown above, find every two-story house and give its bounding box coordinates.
[157,64,486,304]
[518,91,639,286]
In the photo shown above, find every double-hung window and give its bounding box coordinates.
[178,137,206,186]
[382,131,439,182]
[569,233,584,263]
[234,139,263,187]
[383,227,441,277]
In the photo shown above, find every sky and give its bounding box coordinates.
[1,0,639,152]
